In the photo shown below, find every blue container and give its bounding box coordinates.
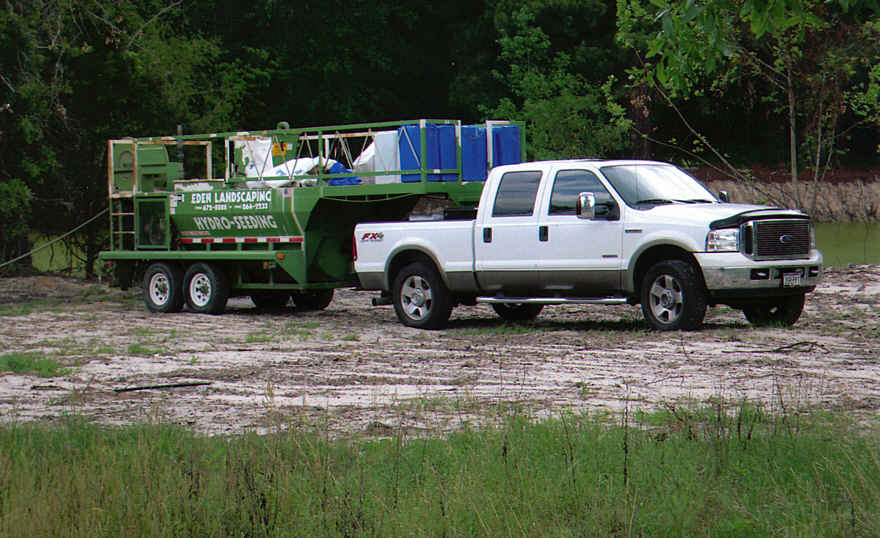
[400,123,521,182]
[492,125,521,167]
[461,126,488,181]
[400,124,457,182]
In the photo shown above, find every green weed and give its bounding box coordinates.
[0,352,70,377]
[126,343,164,356]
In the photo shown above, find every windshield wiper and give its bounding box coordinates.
[635,198,675,205]
[678,198,715,204]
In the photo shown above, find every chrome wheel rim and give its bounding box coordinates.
[148,272,170,306]
[189,273,212,308]
[649,274,683,324]
[401,275,432,321]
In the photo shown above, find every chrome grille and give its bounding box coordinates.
[753,219,810,259]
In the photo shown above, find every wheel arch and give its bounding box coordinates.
[384,248,445,291]
[628,243,706,298]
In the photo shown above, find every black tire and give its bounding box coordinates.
[743,294,805,327]
[143,262,184,313]
[491,303,544,322]
[250,292,291,310]
[291,289,334,311]
[640,260,707,331]
[183,263,229,314]
[392,262,453,329]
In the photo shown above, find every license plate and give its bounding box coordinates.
[782,272,801,287]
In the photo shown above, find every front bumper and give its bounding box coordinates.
[695,249,823,297]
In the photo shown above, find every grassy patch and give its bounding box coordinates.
[245,331,274,344]
[126,343,164,356]
[0,304,32,317]
[0,407,877,536]
[0,352,69,377]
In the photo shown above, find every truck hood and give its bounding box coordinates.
[638,203,809,229]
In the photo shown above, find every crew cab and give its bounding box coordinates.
[354,160,823,330]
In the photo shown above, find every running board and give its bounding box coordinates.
[477,297,629,305]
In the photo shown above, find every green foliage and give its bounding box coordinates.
[0,352,68,377]
[617,0,880,206]
[0,0,254,275]
[0,409,878,535]
[487,2,632,159]
[0,179,31,247]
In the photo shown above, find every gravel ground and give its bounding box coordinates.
[0,266,878,436]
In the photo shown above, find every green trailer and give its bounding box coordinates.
[99,119,525,314]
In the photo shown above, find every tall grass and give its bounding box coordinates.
[0,405,877,536]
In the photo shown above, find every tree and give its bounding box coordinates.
[0,0,254,276]
[487,0,632,159]
[617,0,880,209]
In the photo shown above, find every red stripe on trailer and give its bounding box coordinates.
[180,235,304,244]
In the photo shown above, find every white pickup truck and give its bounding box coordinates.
[353,160,823,330]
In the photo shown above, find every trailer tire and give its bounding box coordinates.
[392,262,453,329]
[292,290,334,311]
[184,263,229,314]
[640,260,706,331]
[143,262,184,313]
[491,303,544,322]
[250,293,291,310]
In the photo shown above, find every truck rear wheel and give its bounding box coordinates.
[491,303,544,322]
[640,260,706,331]
[184,263,229,314]
[143,262,184,313]
[292,289,334,311]
[392,262,453,329]
[250,293,291,310]
[743,294,805,327]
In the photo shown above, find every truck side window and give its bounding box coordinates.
[549,169,613,215]
[492,171,542,217]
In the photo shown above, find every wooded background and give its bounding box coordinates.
[1,0,878,276]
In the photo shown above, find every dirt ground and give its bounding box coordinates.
[0,267,878,436]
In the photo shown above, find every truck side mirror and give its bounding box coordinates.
[718,190,729,203]
[577,192,596,220]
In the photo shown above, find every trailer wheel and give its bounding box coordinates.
[491,303,544,322]
[183,263,229,314]
[392,262,453,329]
[743,293,805,327]
[250,293,291,310]
[143,262,184,313]
[292,289,334,311]
[640,260,706,331]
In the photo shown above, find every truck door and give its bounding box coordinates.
[536,168,623,295]
[474,169,544,293]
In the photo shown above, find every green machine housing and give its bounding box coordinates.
[99,119,525,313]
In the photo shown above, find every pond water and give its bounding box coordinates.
[815,221,880,266]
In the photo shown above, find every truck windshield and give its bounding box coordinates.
[600,164,717,207]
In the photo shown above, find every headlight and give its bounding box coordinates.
[810,224,816,249]
[706,228,739,252]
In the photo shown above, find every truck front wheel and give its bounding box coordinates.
[143,262,184,313]
[392,262,453,329]
[184,263,229,314]
[640,260,707,331]
[742,294,805,327]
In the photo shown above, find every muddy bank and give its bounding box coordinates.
[698,167,880,221]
